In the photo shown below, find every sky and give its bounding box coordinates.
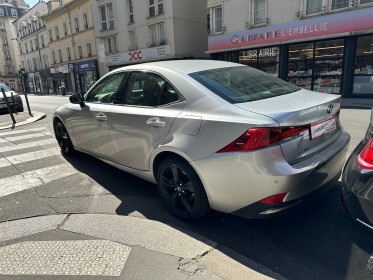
[24,0,40,8]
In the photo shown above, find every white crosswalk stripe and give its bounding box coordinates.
[0,127,81,198]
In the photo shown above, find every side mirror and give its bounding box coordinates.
[69,92,85,106]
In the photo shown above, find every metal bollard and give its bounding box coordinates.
[1,87,16,125]
[22,79,33,117]
[10,91,17,114]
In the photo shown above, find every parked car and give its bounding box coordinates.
[0,83,24,113]
[53,60,350,220]
[341,109,373,230]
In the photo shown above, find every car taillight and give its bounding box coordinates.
[357,138,373,170]
[218,126,309,152]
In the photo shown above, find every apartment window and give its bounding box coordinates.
[34,38,38,49]
[100,3,114,31]
[5,50,11,60]
[148,0,163,17]
[43,54,49,68]
[253,0,266,25]
[30,40,33,51]
[49,29,53,42]
[87,43,92,57]
[129,30,136,50]
[83,13,88,29]
[24,43,28,53]
[63,22,67,36]
[2,36,8,46]
[54,26,60,40]
[40,35,44,47]
[78,45,83,59]
[19,43,22,54]
[148,21,165,46]
[32,58,37,69]
[52,50,56,64]
[210,5,223,33]
[361,0,373,3]
[58,49,63,63]
[306,0,323,14]
[66,47,71,61]
[331,0,349,9]
[107,36,117,54]
[128,0,134,23]
[74,17,79,33]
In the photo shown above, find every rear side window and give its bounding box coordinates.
[189,66,300,103]
[0,83,10,92]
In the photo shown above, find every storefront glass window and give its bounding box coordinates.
[239,46,279,76]
[353,35,373,94]
[288,39,344,94]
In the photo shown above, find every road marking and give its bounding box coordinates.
[0,240,130,276]
[0,158,11,168]
[0,138,57,153]
[4,133,48,142]
[0,163,78,197]
[6,147,61,165]
[0,129,30,137]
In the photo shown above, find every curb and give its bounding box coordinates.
[0,111,46,130]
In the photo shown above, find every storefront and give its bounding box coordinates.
[75,60,99,94]
[208,6,373,96]
[50,63,74,95]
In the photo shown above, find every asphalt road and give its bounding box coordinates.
[4,94,373,279]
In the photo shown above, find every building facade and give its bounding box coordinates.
[43,0,98,94]
[91,0,208,76]
[207,0,373,97]
[0,0,28,90]
[14,1,51,94]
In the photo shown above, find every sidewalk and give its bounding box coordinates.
[0,111,46,130]
[0,213,285,279]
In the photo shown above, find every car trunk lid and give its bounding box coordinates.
[234,89,342,164]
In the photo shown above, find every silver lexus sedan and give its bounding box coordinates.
[53,60,350,220]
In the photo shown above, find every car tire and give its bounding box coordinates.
[156,157,210,221]
[54,120,75,155]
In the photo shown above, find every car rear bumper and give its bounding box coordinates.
[191,129,350,217]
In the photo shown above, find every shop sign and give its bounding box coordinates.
[208,6,373,52]
[107,45,172,65]
[76,60,97,72]
[50,64,74,74]
[246,48,277,59]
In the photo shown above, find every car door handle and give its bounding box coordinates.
[96,113,107,121]
[146,117,165,127]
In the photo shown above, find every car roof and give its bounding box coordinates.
[112,60,243,75]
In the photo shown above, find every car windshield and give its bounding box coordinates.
[0,83,10,92]
[189,66,300,103]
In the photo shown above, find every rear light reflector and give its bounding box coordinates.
[357,138,373,170]
[218,126,309,152]
[259,193,288,205]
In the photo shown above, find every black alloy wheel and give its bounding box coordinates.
[54,121,75,155]
[157,157,209,221]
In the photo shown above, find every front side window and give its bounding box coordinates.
[120,72,179,106]
[190,66,299,103]
[100,3,114,31]
[253,0,266,25]
[86,72,126,103]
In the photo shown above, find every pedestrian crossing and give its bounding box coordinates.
[0,126,80,198]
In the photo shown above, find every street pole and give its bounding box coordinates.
[1,87,16,124]
[22,77,33,117]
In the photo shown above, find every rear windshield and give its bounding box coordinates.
[189,66,300,103]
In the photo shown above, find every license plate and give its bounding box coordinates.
[311,117,337,140]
